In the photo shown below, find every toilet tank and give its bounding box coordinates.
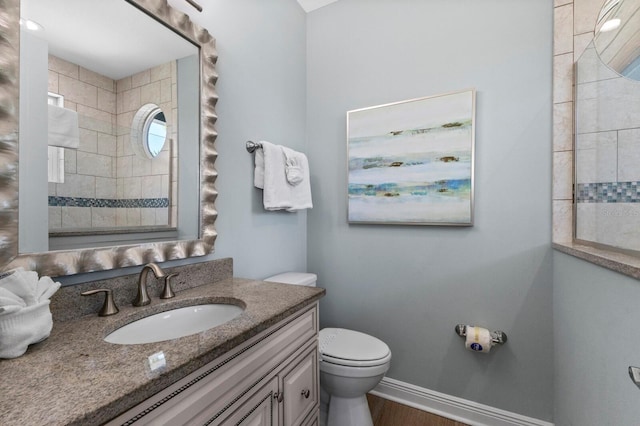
[264,272,317,287]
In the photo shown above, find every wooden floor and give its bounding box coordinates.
[366,394,469,426]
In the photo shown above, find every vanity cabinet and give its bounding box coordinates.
[106,304,319,426]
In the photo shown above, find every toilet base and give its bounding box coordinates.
[327,395,373,426]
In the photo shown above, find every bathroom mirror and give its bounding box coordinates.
[0,0,219,276]
[594,0,640,80]
[573,0,640,253]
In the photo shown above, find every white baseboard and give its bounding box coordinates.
[370,377,554,426]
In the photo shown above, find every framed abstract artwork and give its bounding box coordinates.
[347,89,475,225]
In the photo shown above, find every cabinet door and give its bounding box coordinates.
[217,377,280,426]
[301,413,318,426]
[282,346,318,426]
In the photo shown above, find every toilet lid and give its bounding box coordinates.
[319,328,391,367]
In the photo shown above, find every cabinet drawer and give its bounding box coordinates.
[107,305,318,425]
[282,345,318,426]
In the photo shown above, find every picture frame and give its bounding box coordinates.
[347,89,475,226]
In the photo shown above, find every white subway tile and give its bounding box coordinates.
[59,74,97,109]
[92,207,117,228]
[48,207,62,230]
[61,207,91,228]
[574,0,604,35]
[48,55,78,79]
[553,53,574,103]
[96,177,117,199]
[554,151,574,199]
[553,102,573,152]
[618,128,640,182]
[553,200,574,243]
[56,174,96,198]
[554,4,574,55]
[77,152,113,178]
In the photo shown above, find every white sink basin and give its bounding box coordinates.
[105,303,244,345]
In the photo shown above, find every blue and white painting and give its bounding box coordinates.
[347,90,475,225]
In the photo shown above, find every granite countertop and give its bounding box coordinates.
[0,277,325,426]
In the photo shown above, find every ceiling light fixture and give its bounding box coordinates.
[600,18,622,32]
[597,0,620,23]
[19,18,44,32]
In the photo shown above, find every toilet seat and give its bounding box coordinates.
[319,328,391,368]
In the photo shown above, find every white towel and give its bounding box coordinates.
[0,269,39,306]
[37,276,61,302]
[0,268,60,358]
[255,141,313,211]
[0,301,53,358]
[282,146,304,186]
[48,104,80,149]
[0,287,26,315]
[281,146,313,211]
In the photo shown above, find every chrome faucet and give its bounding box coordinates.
[133,263,166,306]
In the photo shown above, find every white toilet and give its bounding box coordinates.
[265,272,391,426]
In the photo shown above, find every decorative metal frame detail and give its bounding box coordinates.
[1,0,218,276]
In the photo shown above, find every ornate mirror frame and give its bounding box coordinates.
[0,0,218,276]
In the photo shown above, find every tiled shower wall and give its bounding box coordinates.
[47,56,175,231]
[574,43,640,251]
[552,0,605,243]
[553,0,640,254]
[115,62,176,228]
[47,55,118,229]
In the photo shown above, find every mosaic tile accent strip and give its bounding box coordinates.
[48,196,169,208]
[576,182,640,203]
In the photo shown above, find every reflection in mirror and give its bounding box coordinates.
[147,111,168,158]
[574,0,640,254]
[132,104,168,159]
[594,0,640,80]
[20,0,198,247]
[0,0,219,276]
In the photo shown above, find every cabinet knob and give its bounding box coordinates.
[274,392,284,403]
[301,389,310,399]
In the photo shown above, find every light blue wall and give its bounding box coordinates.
[202,0,308,280]
[306,0,554,420]
[57,0,307,286]
[554,252,640,424]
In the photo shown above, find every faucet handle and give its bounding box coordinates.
[161,273,179,299]
[81,288,119,316]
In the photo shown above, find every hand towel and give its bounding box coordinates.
[261,141,292,210]
[0,301,53,358]
[254,141,313,211]
[282,146,304,186]
[0,287,26,315]
[281,147,313,211]
[37,276,61,302]
[48,104,80,149]
[0,269,60,358]
[0,268,39,306]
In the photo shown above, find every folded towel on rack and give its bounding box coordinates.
[48,104,80,149]
[282,147,304,186]
[281,146,312,211]
[254,141,313,211]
